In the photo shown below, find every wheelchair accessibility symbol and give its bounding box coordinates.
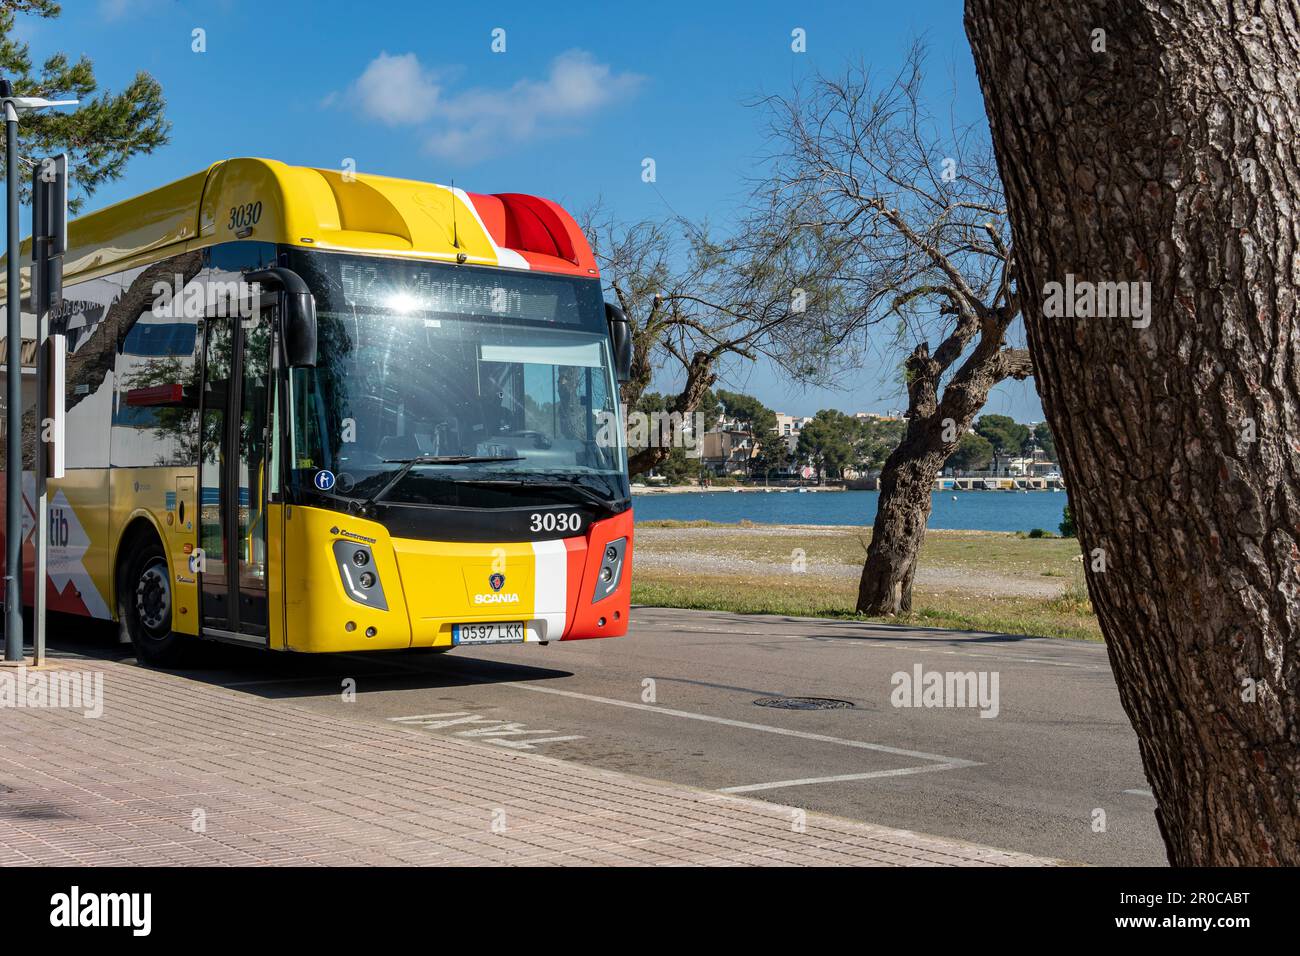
[314,470,336,491]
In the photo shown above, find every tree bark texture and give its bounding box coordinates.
[967,0,1300,864]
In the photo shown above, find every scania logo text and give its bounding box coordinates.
[474,592,520,605]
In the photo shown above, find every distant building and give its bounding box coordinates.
[774,412,803,453]
[980,448,1060,478]
[702,425,757,476]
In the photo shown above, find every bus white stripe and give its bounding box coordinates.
[453,187,531,271]
[531,539,567,640]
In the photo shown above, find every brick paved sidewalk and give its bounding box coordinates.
[0,655,1056,866]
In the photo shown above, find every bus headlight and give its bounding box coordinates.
[591,537,626,603]
[333,540,389,610]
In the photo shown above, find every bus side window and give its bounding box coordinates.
[111,303,202,468]
[200,318,233,562]
[63,317,114,469]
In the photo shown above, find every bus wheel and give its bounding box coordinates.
[121,540,186,667]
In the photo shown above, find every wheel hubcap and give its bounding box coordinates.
[135,560,171,636]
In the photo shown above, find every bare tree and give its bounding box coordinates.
[586,208,840,477]
[966,0,1300,864]
[754,44,1032,614]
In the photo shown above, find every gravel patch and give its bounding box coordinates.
[635,526,1070,599]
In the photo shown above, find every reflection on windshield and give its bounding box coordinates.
[289,309,626,505]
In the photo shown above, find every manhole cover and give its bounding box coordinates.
[753,696,854,711]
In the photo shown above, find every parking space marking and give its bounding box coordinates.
[492,735,585,749]
[1123,788,1154,798]
[720,762,971,794]
[501,682,979,767]
[359,655,983,791]
[389,711,586,750]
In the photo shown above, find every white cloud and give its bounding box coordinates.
[341,49,642,163]
[351,52,442,126]
[99,0,163,20]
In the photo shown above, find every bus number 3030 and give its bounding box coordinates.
[530,512,582,534]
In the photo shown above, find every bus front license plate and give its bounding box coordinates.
[453,622,526,645]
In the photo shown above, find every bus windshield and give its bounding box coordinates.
[286,250,628,510]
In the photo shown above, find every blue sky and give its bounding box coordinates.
[12,0,1043,422]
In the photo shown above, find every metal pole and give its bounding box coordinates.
[3,95,22,662]
[32,164,46,668]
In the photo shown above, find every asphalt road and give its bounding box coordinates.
[55,606,1166,866]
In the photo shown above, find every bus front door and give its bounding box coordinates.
[198,307,274,644]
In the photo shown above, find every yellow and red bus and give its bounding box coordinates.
[0,158,633,665]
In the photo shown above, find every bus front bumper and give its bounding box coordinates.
[283,506,632,653]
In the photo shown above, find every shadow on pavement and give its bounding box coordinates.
[633,606,1094,645]
[36,611,572,700]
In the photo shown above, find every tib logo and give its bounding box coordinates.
[489,573,505,592]
[49,508,70,548]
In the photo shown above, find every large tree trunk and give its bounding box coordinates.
[967,0,1300,864]
[858,339,1031,614]
[858,446,943,613]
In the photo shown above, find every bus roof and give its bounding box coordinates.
[1,157,599,298]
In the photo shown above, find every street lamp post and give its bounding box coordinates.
[3,80,21,662]
[0,79,76,663]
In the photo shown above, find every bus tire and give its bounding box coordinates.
[119,537,187,667]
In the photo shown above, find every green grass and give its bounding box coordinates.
[637,522,1085,579]
[632,574,1101,641]
[631,525,1102,642]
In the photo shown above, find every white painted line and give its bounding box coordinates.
[501,681,978,767]
[389,712,587,750]
[720,762,969,794]
[390,713,488,729]
[491,735,585,750]
[1123,788,1154,798]
[389,713,471,722]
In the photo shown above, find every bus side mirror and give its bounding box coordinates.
[283,291,318,368]
[605,301,632,385]
[247,267,318,368]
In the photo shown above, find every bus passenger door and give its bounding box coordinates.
[198,306,275,643]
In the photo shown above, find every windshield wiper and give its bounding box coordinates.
[457,478,622,510]
[380,455,526,465]
[354,454,525,512]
